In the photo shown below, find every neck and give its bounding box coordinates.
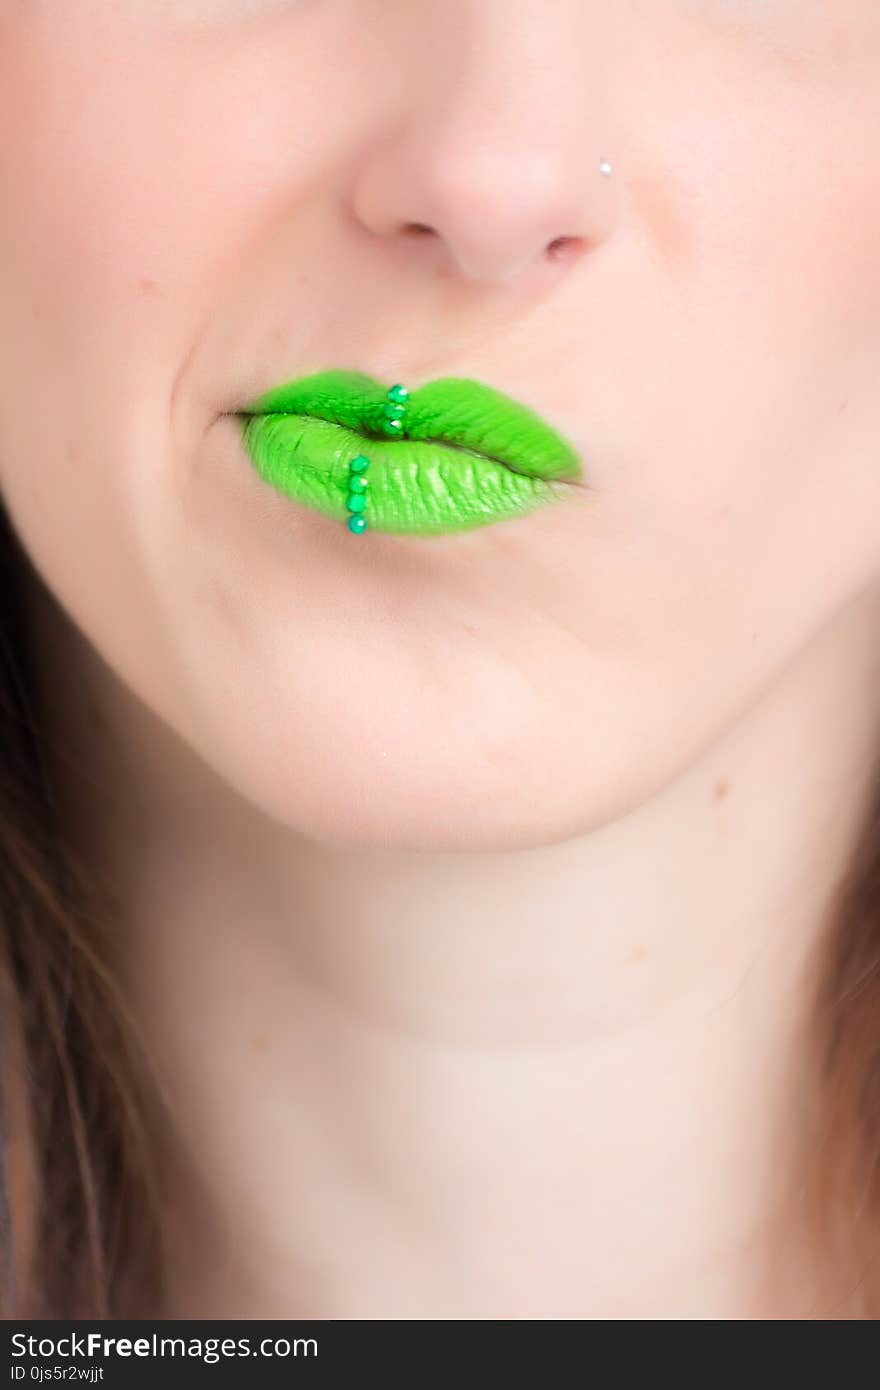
[25,569,880,1318]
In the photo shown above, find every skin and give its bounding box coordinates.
[2,0,880,1316]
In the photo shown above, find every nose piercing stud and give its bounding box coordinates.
[599,159,613,178]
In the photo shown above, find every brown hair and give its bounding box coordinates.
[1,491,879,1317]
[807,774,880,1315]
[0,498,163,1318]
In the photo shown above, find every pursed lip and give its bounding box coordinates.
[237,369,585,486]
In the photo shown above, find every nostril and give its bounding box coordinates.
[405,222,436,237]
[545,235,583,263]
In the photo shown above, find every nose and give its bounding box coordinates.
[348,5,618,288]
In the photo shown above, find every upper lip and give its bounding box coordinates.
[237,369,584,485]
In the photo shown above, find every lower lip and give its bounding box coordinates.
[237,413,578,537]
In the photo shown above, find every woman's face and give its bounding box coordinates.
[2,1,880,850]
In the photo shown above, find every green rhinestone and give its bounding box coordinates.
[383,401,406,420]
[387,383,409,404]
[381,417,404,435]
[347,492,367,513]
[347,514,367,534]
[349,454,370,472]
[348,474,368,494]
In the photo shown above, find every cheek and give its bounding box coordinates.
[0,8,352,680]
[0,9,356,433]
[602,27,880,670]
[0,24,245,418]
[0,15,272,714]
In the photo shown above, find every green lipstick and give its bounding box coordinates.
[236,369,584,536]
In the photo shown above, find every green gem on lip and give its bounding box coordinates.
[378,383,409,437]
[345,388,408,528]
[346,453,370,532]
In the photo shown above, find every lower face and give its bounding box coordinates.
[2,2,880,850]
